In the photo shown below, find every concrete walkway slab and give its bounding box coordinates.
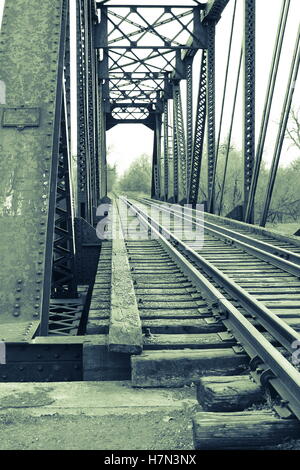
[0,381,199,450]
[0,381,198,416]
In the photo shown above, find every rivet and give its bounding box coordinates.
[34,304,39,308]
[17,279,22,284]
[33,312,39,318]
[13,311,20,317]
[14,304,20,308]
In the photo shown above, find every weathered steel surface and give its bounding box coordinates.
[0,341,82,382]
[0,0,66,335]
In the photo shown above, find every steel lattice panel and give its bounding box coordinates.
[95,2,207,124]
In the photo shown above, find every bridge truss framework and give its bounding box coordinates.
[0,0,298,347]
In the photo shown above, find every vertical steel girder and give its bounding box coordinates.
[151,115,162,199]
[77,0,100,223]
[163,101,169,201]
[186,57,194,199]
[188,50,207,207]
[85,0,98,210]
[94,72,101,202]
[173,83,187,203]
[0,0,72,335]
[172,99,179,203]
[206,21,216,213]
[65,7,71,151]
[245,0,290,223]
[77,0,93,222]
[243,0,255,221]
[97,83,107,200]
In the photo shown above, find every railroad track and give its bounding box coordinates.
[108,195,300,449]
[135,197,300,333]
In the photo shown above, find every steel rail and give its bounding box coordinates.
[142,196,300,248]
[120,196,300,420]
[141,198,300,275]
[126,197,300,351]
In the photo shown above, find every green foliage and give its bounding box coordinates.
[266,157,300,223]
[106,137,299,224]
[286,107,300,151]
[199,142,300,224]
[107,163,118,192]
[199,143,244,216]
[117,153,151,193]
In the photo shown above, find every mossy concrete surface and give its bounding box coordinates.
[0,380,199,450]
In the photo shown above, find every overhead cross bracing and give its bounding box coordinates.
[95,1,208,129]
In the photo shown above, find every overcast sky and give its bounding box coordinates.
[1,0,299,176]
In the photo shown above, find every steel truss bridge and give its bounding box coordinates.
[0,0,300,448]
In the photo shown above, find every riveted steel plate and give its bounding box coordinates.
[0,321,39,342]
[2,107,40,128]
[0,343,82,382]
[0,0,66,337]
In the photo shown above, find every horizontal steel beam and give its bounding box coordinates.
[97,4,205,9]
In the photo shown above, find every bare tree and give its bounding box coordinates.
[286,107,300,150]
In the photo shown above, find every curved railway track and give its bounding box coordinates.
[111,195,300,448]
